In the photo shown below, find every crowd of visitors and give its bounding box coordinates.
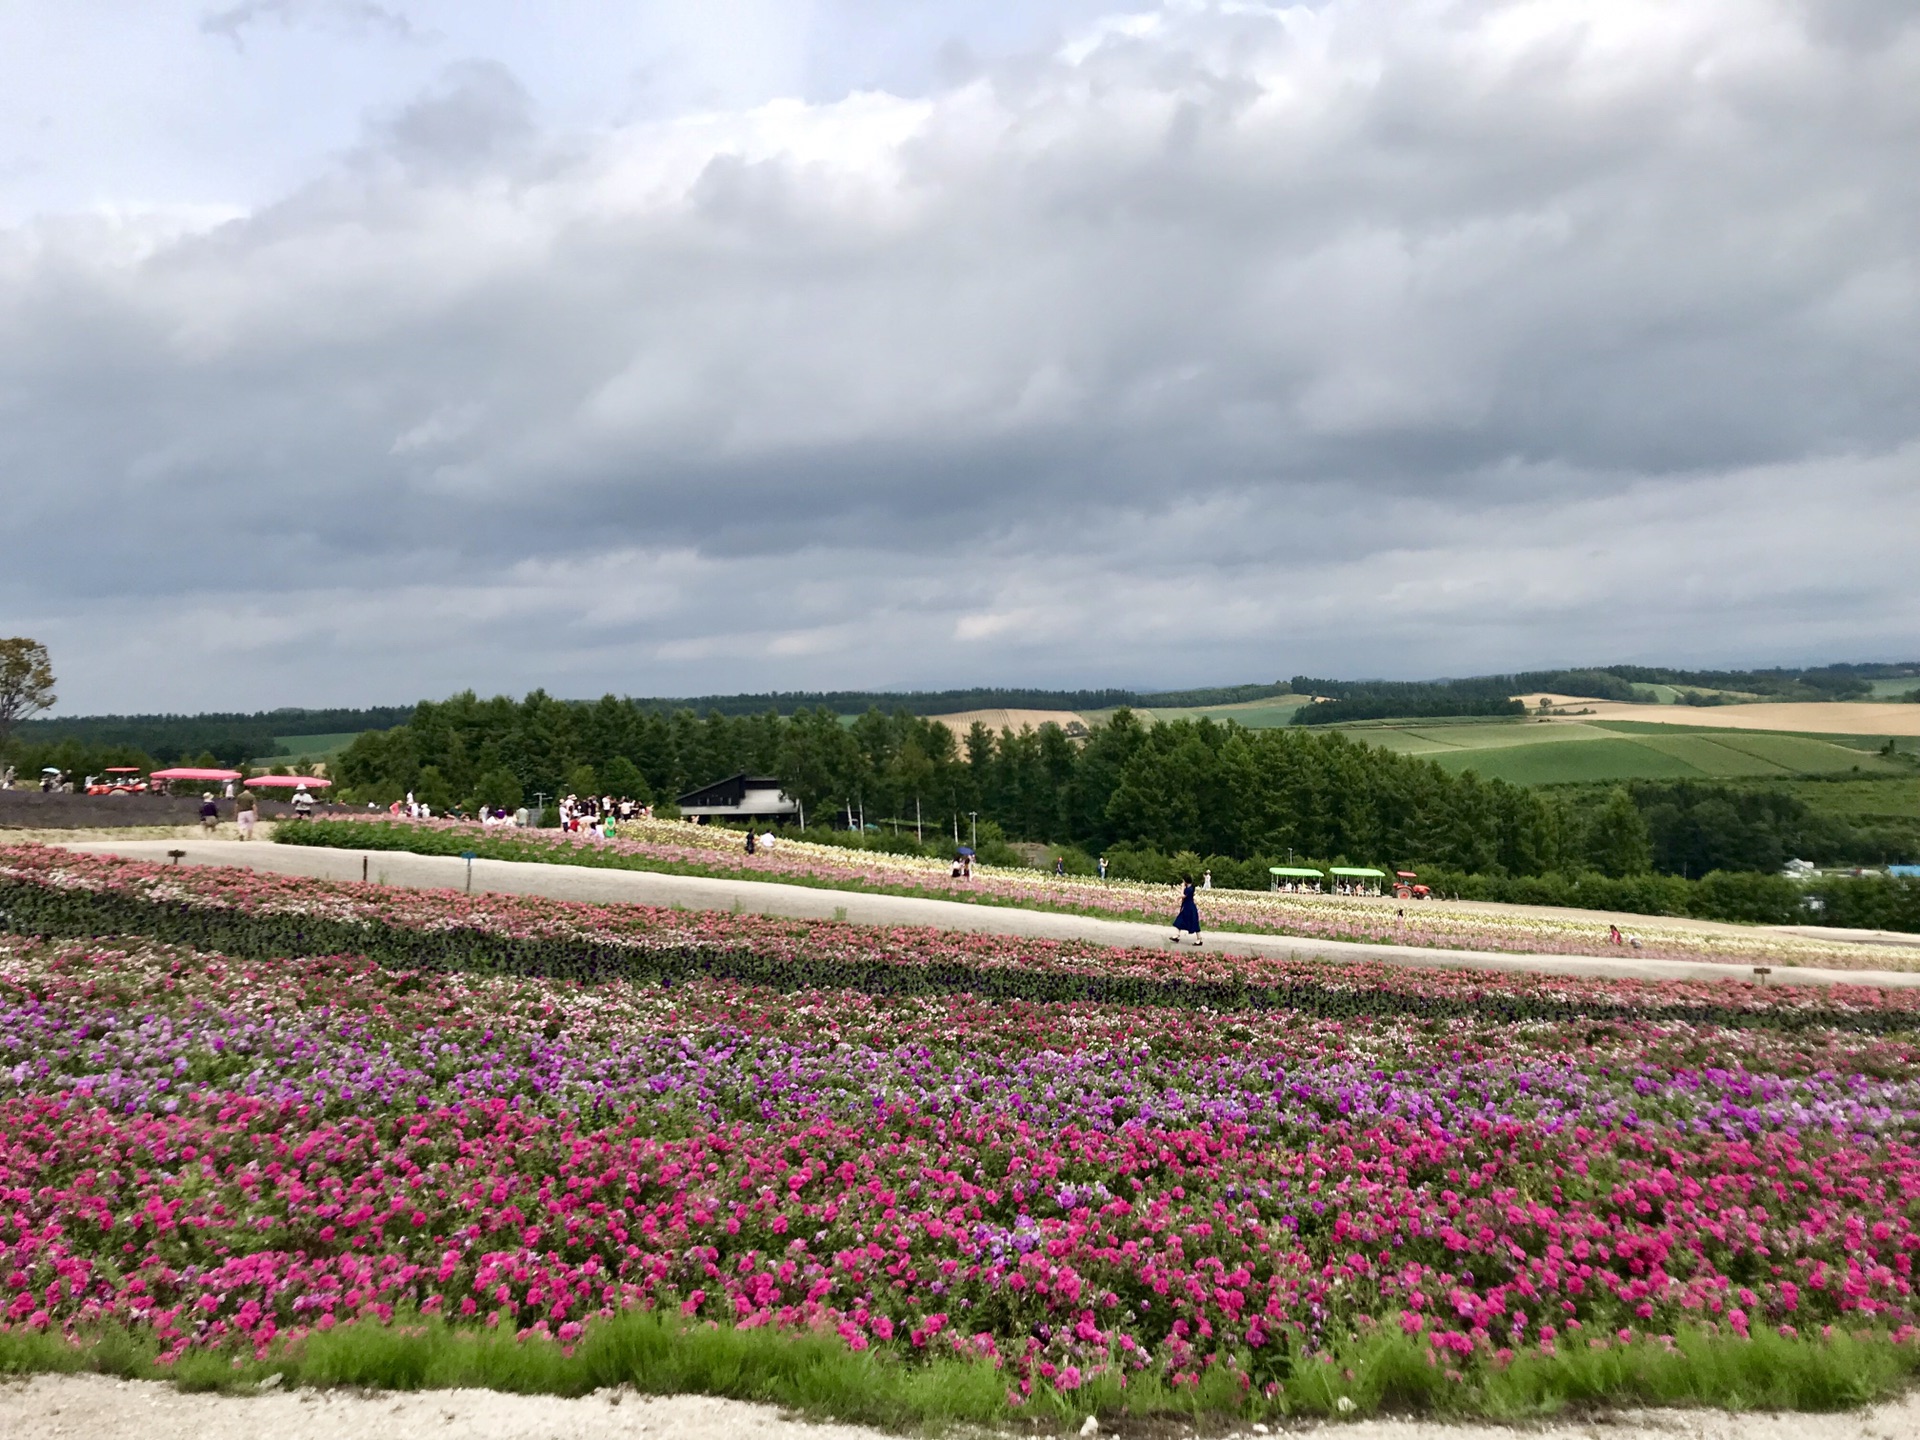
[558,793,655,835]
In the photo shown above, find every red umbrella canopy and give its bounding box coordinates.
[246,776,333,788]
[149,768,242,782]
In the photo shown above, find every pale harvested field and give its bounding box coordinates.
[6,1374,1920,1440]
[935,700,1920,740]
[1518,699,1920,737]
[925,708,1086,738]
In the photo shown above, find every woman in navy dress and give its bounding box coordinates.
[1173,879,1202,945]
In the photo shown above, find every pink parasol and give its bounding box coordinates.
[150,767,243,782]
[245,776,332,788]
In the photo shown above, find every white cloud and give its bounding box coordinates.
[3,0,1918,709]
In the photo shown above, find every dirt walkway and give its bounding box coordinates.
[5,1374,1919,1440]
[53,838,1920,989]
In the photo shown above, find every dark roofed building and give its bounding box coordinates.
[676,773,800,822]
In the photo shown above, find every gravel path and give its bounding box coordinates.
[5,1374,1919,1440]
[57,838,1920,989]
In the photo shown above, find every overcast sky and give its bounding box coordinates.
[4,0,1917,714]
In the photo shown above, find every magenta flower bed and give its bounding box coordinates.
[2,848,1919,1395]
[8,842,1919,1021]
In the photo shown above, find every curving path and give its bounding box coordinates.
[56,837,1920,990]
[11,1374,1920,1440]
[7,1372,1919,1440]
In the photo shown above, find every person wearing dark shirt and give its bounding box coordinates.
[1172,880,1202,946]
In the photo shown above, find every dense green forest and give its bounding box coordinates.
[11,706,414,765]
[12,677,1915,881]
[7,685,1295,763]
[1290,675,1527,724]
[15,662,1914,764]
[325,690,1916,879]
[332,691,1595,875]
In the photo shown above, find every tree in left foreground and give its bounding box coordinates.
[0,637,56,755]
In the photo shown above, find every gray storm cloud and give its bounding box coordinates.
[3,0,1917,709]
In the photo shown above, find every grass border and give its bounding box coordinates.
[3,1311,1916,1427]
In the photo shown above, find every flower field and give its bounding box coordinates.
[4,842,1920,1419]
[278,817,1911,973]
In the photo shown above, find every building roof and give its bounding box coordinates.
[676,773,799,814]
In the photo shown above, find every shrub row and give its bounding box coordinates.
[1052,847,1920,934]
[1414,867,1920,931]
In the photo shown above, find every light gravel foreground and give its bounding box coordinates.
[6,1375,1920,1440]
[57,838,1920,989]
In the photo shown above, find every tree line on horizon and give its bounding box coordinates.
[15,658,1913,765]
[321,689,1915,881]
[334,690,1635,877]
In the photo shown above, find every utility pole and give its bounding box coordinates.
[915,796,922,844]
[969,811,977,849]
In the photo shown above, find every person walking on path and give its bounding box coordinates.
[235,789,258,841]
[745,829,757,856]
[1172,878,1202,946]
[198,793,219,834]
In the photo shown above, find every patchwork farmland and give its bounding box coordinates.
[1337,718,1912,787]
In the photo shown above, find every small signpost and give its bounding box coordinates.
[166,849,186,866]
[1753,966,1772,985]
[461,850,477,894]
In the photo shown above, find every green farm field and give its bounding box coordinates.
[1136,695,1315,727]
[1338,717,1911,786]
[253,731,363,765]
[1083,696,1316,728]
